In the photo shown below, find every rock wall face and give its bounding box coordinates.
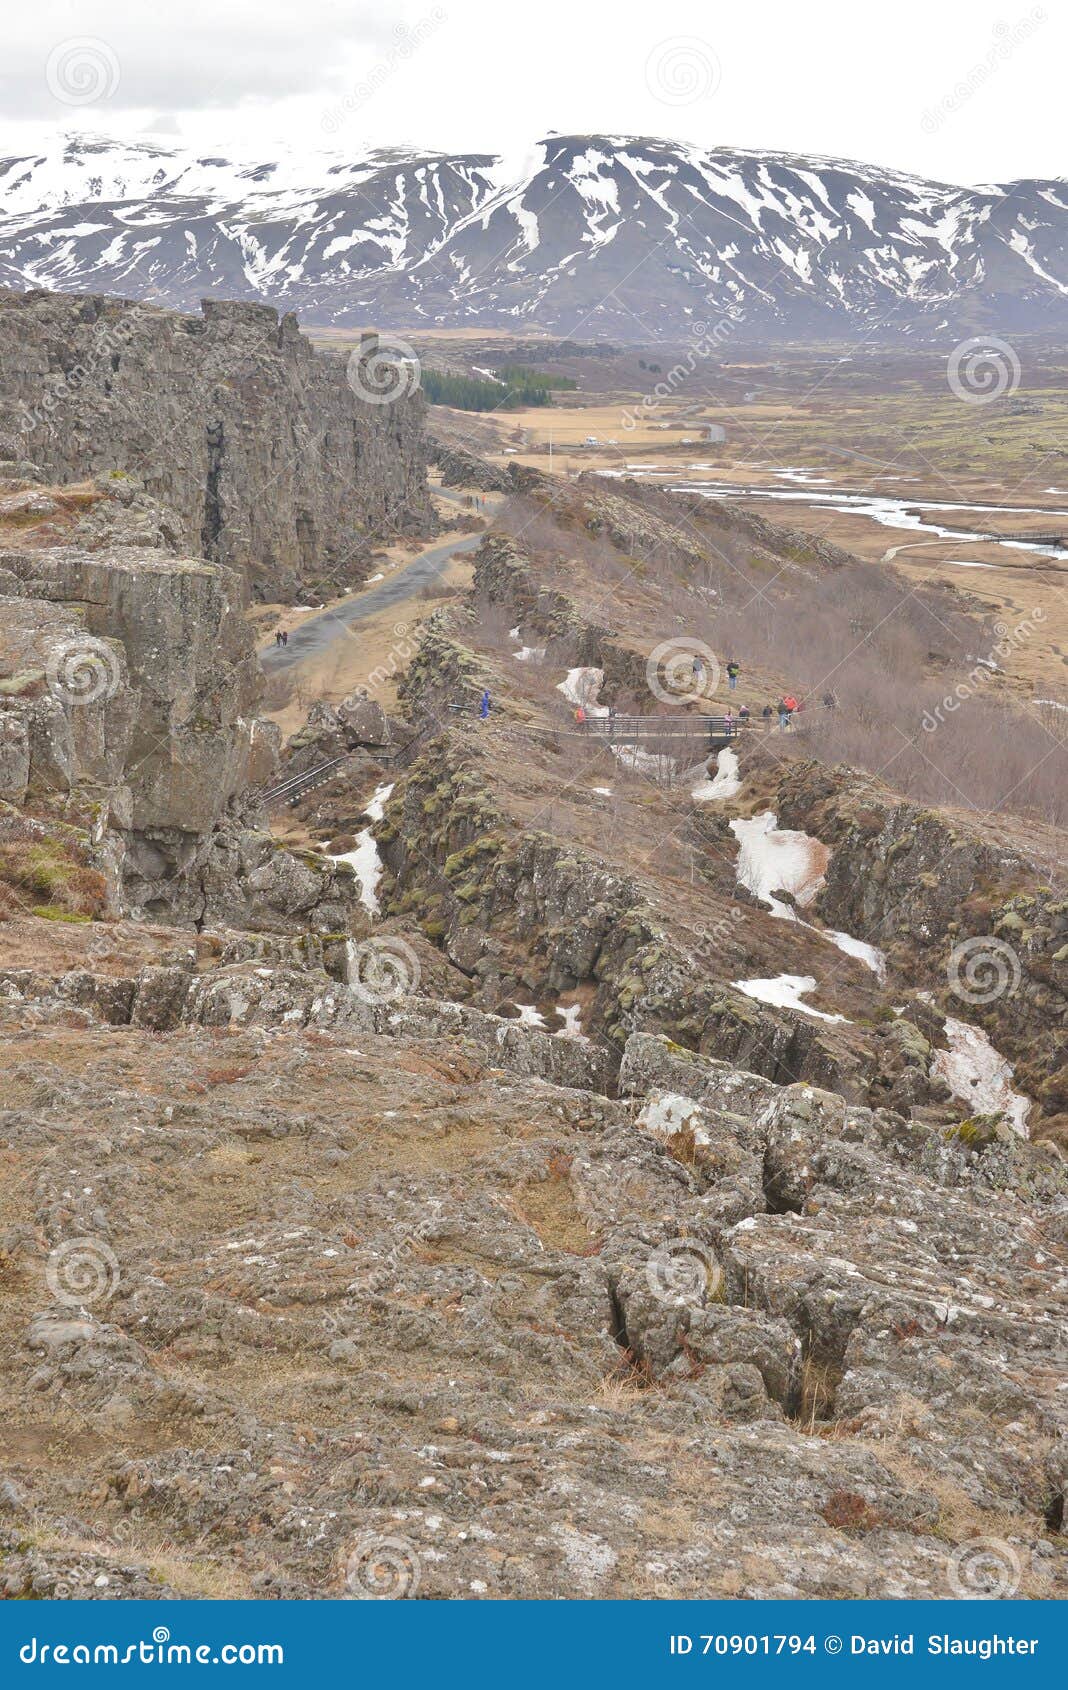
[0,546,370,931]
[0,291,433,601]
[776,761,1068,1127]
[1,544,262,832]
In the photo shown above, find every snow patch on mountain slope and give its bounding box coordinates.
[329,782,393,915]
[2,134,1065,336]
[730,811,828,917]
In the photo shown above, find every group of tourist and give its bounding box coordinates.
[477,658,834,736]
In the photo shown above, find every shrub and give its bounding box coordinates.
[820,1490,883,1532]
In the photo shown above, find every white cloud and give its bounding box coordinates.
[0,0,1061,187]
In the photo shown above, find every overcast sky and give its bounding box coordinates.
[0,0,1061,186]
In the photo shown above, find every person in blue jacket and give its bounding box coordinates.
[479,689,490,720]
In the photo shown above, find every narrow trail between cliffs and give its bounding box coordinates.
[260,491,503,674]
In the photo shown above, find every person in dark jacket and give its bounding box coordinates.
[726,658,740,691]
[777,699,790,730]
[479,689,490,720]
[762,704,774,730]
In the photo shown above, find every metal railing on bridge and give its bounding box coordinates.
[574,714,754,741]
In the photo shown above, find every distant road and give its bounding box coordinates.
[260,498,497,674]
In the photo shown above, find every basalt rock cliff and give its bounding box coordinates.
[0,290,432,602]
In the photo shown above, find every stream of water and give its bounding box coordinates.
[602,468,1068,561]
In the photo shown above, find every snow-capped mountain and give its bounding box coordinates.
[1,132,1066,340]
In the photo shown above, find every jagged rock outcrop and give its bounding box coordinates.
[0,949,615,1095]
[777,761,1068,1126]
[1,546,262,823]
[0,980,1062,1599]
[471,536,609,657]
[588,473,858,574]
[0,544,369,932]
[376,733,868,1097]
[0,291,433,601]
[429,439,510,493]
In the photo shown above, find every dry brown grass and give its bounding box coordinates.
[0,825,107,922]
[513,1163,595,1256]
[595,1364,655,1410]
[793,1353,844,1431]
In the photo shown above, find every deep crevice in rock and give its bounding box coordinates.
[200,420,224,560]
[761,1144,806,1214]
[785,1311,856,1428]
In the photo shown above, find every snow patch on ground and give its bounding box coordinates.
[730,809,886,979]
[364,782,394,823]
[730,810,828,917]
[693,746,741,802]
[557,667,607,713]
[328,782,394,915]
[734,974,850,1023]
[612,744,675,775]
[516,1004,546,1028]
[824,927,888,983]
[332,836,383,916]
[554,1004,586,1040]
[513,646,546,662]
[637,1090,707,1142]
[934,1016,1031,1137]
